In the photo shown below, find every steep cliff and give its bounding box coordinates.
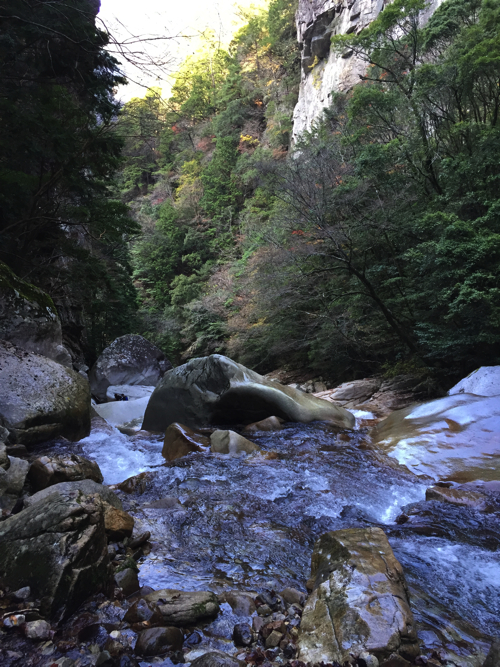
[292,0,442,139]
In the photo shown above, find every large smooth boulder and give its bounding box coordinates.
[0,340,91,446]
[142,589,220,626]
[299,528,419,664]
[449,366,500,397]
[0,492,113,621]
[89,335,171,402]
[371,394,500,481]
[0,261,71,366]
[28,454,103,491]
[24,479,123,510]
[142,355,354,432]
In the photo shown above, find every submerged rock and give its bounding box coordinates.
[190,652,243,667]
[0,493,112,621]
[449,366,500,397]
[24,479,123,510]
[372,394,500,481]
[142,589,220,626]
[162,423,209,462]
[244,416,283,432]
[0,260,71,366]
[28,454,103,492]
[210,430,261,456]
[425,485,493,511]
[89,334,171,402]
[0,340,91,446]
[299,527,419,664]
[143,354,354,432]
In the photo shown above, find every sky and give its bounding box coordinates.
[98,0,268,101]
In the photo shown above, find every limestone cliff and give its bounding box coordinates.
[292,0,443,139]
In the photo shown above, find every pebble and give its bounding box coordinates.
[257,604,272,617]
[12,586,31,600]
[233,622,253,647]
[3,614,25,627]
[265,630,283,648]
[25,619,51,640]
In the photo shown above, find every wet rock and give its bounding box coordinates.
[114,568,140,597]
[103,504,134,541]
[392,499,500,550]
[211,430,261,456]
[190,651,243,667]
[89,334,171,402]
[96,651,113,666]
[257,591,283,611]
[135,626,183,656]
[162,423,209,462]
[24,479,123,510]
[142,589,220,625]
[12,586,31,600]
[117,656,140,667]
[220,591,257,616]
[0,340,90,446]
[0,260,71,366]
[244,416,283,433]
[123,599,155,624]
[359,652,380,667]
[130,531,151,549]
[0,455,29,510]
[253,617,265,633]
[281,587,305,606]
[0,493,112,621]
[372,394,500,481]
[142,354,354,431]
[265,630,283,648]
[233,622,253,646]
[25,619,51,640]
[144,497,182,509]
[425,485,492,511]
[299,527,419,664]
[257,604,272,617]
[118,472,152,495]
[449,366,500,397]
[0,443,9,469]
[483,640,500,667]
[28,454,103,491]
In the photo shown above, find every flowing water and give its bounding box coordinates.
[37,410,500,667]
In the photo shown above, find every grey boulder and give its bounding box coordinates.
[28,454,103,491]
[142,589,220,626]
[299,527,419,664]
[89,334,171,402]
[0,340,91,446]
[24,479,123,510]
[143,355,354,432]
[0,492,112,621]
[0,455,30,511]
[0,260,71,366]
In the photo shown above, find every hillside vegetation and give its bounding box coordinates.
[1,0,500,383]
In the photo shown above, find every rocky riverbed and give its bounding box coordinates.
[1,405,498,667]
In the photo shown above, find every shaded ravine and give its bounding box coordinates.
[34,415,500,666]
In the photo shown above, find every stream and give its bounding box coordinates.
[32,411,500,667]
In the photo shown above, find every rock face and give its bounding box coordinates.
[162,423,209,462]
[142,589,220,626]
[24,479,123,510]
[89,334,172,402]
[28,454,103,491]
[210,430,261,456]
[0,340,91,446]
[448,366,500,397]
[142,355,354,432]
[0,493,112,621]
[292,0,442,140]
[371,394,500,481]
[299,527,419,664]
[0,260,72,366]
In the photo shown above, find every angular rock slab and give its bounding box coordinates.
[142,589,220,626]
[89,334,171,402]
[0,340,90,446]
[0,493,112,621]
[371,394,500,481]
[299,527,419,664]
[143,354,354,432]
[162,423,209,462]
